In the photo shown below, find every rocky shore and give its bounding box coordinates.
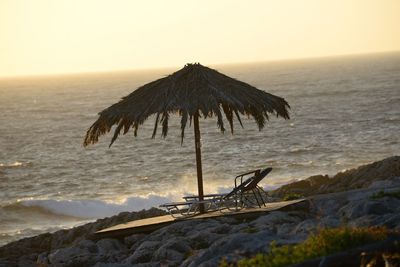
[1,156,399,267]
[270,156,400,198]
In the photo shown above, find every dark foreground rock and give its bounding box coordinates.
[0,208,166,267]
[1,156,400,267]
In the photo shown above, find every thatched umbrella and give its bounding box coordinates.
[84,63,290,213]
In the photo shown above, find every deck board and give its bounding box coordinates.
[94,199,306,239]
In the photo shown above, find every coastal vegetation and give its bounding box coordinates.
[282,193,304,201]
[369,190,400,200]
[224,227,389,267]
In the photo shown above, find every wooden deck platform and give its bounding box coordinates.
[94,199,307,240]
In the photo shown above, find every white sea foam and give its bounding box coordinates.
[20,195,173,218]
[0,161,24,168]
[12,183,235,219]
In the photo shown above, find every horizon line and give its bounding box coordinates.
[1,49,399,80]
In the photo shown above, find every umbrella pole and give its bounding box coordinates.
[193,114,205,213]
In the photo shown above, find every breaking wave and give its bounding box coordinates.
[0,161,31,169]
[2,195,174,219]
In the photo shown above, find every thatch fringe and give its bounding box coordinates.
[84,63,290,147]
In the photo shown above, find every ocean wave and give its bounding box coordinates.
[0,183,245,220]
[0,161,31,169]
[2,195,175,219]
[0,185,238,245]
[0,222,82,247]
[288,147,313,154]
[285,161,314,167]
[384,117,400,123]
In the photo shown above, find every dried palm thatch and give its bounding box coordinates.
[84,63,290,147]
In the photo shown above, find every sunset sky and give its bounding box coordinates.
[1,0,399,77]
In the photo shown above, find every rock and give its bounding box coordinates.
[215,216,238,224]
[372,213,399,228]
[152,237,191,263]
[271,156,400,197]
[36,252,49,266]
[271,175,330,197]
[124,241,161,264]
[93,263,135,267]
[331,156,400,189]
[0,208,166,266]
[48,239,104,267]
[368,179,400,188]
[145,220,200,243]
[319,216,341,228]
[0,232,52,264]
[97,239,126,254]
[348,215,378,227]
[318,251,361,267]
[17,253,37,267]
[275,223,297,235]
[192,220,230,235]
[186,231,223,250]
[228,223,249,234]
[0,260,14,267]
[292,219,319,234]
[187,231,275,266]
[309,198,345,216]
[250,211,303,232]
[124,234,146,248]
[384,213,400,228]
[338,199,396,220]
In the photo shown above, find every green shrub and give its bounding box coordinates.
[283,193,304,201]
[370,190,400,200]
[225,227,388,267]
[242,227,259,234]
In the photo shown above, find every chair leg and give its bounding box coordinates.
[252,189,262,208]
[257,186,269,206]
[254,189,266,207]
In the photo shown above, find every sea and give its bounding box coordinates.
[1,52,399,246]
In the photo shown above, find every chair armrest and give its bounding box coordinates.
[183,193,226,201]
[235,169,260,178]
[159,201,192,208]
[235,169,260,187]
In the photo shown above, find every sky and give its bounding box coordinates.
[1,0,399,77]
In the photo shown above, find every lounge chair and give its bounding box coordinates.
[159,167,272,217]
[236,167,272,208]
[183,168,265,202]
[218,167,272,210]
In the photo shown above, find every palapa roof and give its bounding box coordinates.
[84,63,290,147]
